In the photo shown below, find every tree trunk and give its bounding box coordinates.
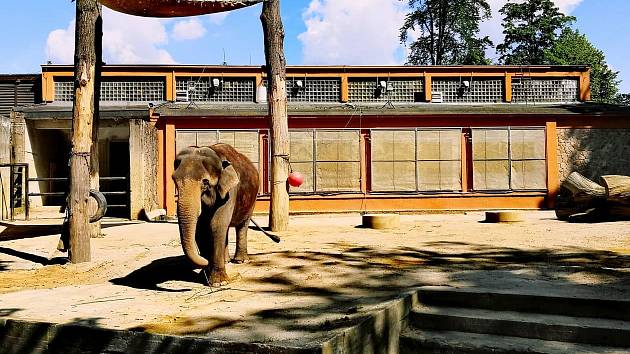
[89,11,103,239]
[69,0,102,263]
[601,175,630,205]
[562,172,606,202]
[261,0,289,232]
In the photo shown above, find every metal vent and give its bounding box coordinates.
[512,78,578,103]
[175,77,255,102]
[431,78,503,103]
[348,78,424,103]
[55,79,166,102]
[286,78,340,103]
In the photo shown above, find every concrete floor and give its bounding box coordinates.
[0,211,628,347]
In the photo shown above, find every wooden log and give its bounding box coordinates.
[89,12,103,239]
[601,175,630,205]
[68,0,102,263]
[561,172,606,202]
[261,0,289,232]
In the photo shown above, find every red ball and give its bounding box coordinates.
[288,171,305,187]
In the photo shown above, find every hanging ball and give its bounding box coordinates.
[288,172,305,188]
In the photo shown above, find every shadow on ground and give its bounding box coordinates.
[2,240,629,352]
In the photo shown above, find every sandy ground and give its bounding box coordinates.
[0,211,628,345]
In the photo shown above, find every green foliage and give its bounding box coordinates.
[497,0,574,65]
[546,28,620,103]
[614,93,630,106]
[400,0,493,65]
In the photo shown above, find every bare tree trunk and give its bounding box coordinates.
[89,11,103,239]
[601,175,630,205]
[261,0,289,232]
[69,0,102,263]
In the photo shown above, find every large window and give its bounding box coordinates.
[472,128,546,191]
[371,129,462,192]
[288,130,361,193]
[175,130,260,170]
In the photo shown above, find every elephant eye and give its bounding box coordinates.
[202,179,210,190]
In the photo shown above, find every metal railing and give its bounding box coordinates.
[0,163,29,221]
[27,176,130,209]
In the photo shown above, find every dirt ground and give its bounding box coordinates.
[0,211,628,345]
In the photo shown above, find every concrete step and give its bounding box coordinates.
[408,304,630,347]
[417,287,630,321]
[399,328,628,354]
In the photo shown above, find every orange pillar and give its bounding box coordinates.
[156,123,164,208]
[165,122,176,215]
[504,74,513,103]
[546,121,560,209]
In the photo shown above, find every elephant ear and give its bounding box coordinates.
[217,161,239,199]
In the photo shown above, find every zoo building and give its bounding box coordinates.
[4,64,630,219]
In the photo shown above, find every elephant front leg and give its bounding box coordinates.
[207,223,231,287]
[232,221,250,264]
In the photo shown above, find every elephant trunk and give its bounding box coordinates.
[176,182,209,269]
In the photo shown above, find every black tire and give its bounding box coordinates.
[89,189,108,223]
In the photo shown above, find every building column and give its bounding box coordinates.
[165,121,176,216]
[546,121,560,209]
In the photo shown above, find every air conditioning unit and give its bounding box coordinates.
[175,89,189,102]
[432,92,443,103]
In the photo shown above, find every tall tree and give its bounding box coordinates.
[497,0,574,65]
[261,0,289,231]
[69,0,102,263]
[545,28,620,103]
[400,0,493,65]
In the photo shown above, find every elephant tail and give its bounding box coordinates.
[250,219,281,243]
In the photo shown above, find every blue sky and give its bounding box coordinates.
[0,0,628,92]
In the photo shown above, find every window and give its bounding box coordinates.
[175,130,260,170]
[472,128,546,191]
[371,129,462,192]
[288,130,361,193]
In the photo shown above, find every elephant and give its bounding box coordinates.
[173,143,262,287]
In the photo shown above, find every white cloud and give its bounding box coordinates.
[172,18,207,41]
[46,7,176,65]
[299,0,407,65]
[481,0,584,60]
[207,12,230,25]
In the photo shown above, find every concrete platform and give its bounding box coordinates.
[0,212,628,352]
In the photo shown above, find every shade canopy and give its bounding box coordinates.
[98,0,262,17]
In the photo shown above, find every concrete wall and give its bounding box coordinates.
[129,119,158,220]
[0,115,10,219]
[557,128,630,183]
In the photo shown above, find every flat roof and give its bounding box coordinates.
[17,102,630,119]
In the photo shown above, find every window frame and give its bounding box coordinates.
[369,128,464,194]
[279,128,363,195]
[471,126,547,192]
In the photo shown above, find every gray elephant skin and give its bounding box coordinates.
[173,144,259,286]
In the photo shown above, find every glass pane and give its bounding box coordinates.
[176,131,196,154]
[371,130,394,161]
[511,129,545,160]
[473,160,510,190]
[417,130,440,160]
[393,130,416,161]
[418,161,440,191]
[472,129,508,160]
[511,160,546,190]
[231,131,259,163]
[393,161,417,191]
[371,161,395,191]
[290,131,314,162]
[337,130,360,161]
[316,131,341,161]
[290,162,314,193]
[197,131,218,147]
[440,160,462,191]
[316,162,360,192]
[316,130,360,161]
[439,130,462,161]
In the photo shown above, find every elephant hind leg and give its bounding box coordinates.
[232,220,250,264]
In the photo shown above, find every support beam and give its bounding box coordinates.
[261,0,289,231]
[68,0,102,263]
